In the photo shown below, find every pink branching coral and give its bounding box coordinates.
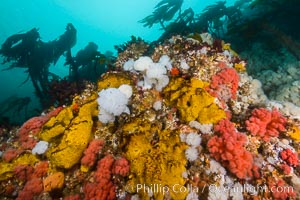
[18,107,63,149]
[246,108,287,142]
[83,154,116,200]
[209,67,239,101]
[207,119,255,179]
[81,139,104,168]
[113,157,130,177]
[280,149,299,167]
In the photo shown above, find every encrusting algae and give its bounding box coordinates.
[0,33,299,199]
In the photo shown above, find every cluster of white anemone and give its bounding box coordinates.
[123,55,171,91]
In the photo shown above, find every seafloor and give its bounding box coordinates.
[0,33,299,200]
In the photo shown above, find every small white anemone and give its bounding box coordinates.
[32,141,49,155]
[123,59,134,71]
[118,84,133,98]
[97,86,132,123]
[153,100,162,111]
[134,56,153,71]
[180,59,190,70]
[186,132,201,147]
[146,63,167,79]
[98,88,129,116]
[185,147,198,161]
[159,55,172,70]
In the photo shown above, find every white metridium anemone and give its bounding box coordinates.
[97,84,132,123]
[185,147,198,161]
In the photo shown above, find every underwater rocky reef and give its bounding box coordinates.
[0,33,299,200]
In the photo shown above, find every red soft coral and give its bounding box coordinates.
[2,148,23,162]
[18,107,63,149]
[64,194,81,200]
[280,149,299,167]
[209,67,239,101]
[18,117,45,138]
[13,165,34,182]
[83,154,116,200]
[15,161,48,180]
[18,116,41,149]
[81,139,104,168]
[207,119,255,179]
[16,178,43,200]
[280,163,291,175]
[113,157,130,177]
[246,108,287,142]
[94,154,115,184]
[33,161,49,178]
[267,177,296,200]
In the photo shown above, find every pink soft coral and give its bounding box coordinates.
[33,161,49,178]
[13,165,34,182]
[81,139,104,168]
[207,119,254,179]
[2,148,23,162]
[16,178,43,200]
[246,108,287,142]
[209,67,239,101]
[280,163,291,175]
[113,157,130,177]
[83,154,116,200]
[267,177,296,200]
[64,194,81,200]
[14,161,49,198]
[18,107,63,149]
[280,149,299,167]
